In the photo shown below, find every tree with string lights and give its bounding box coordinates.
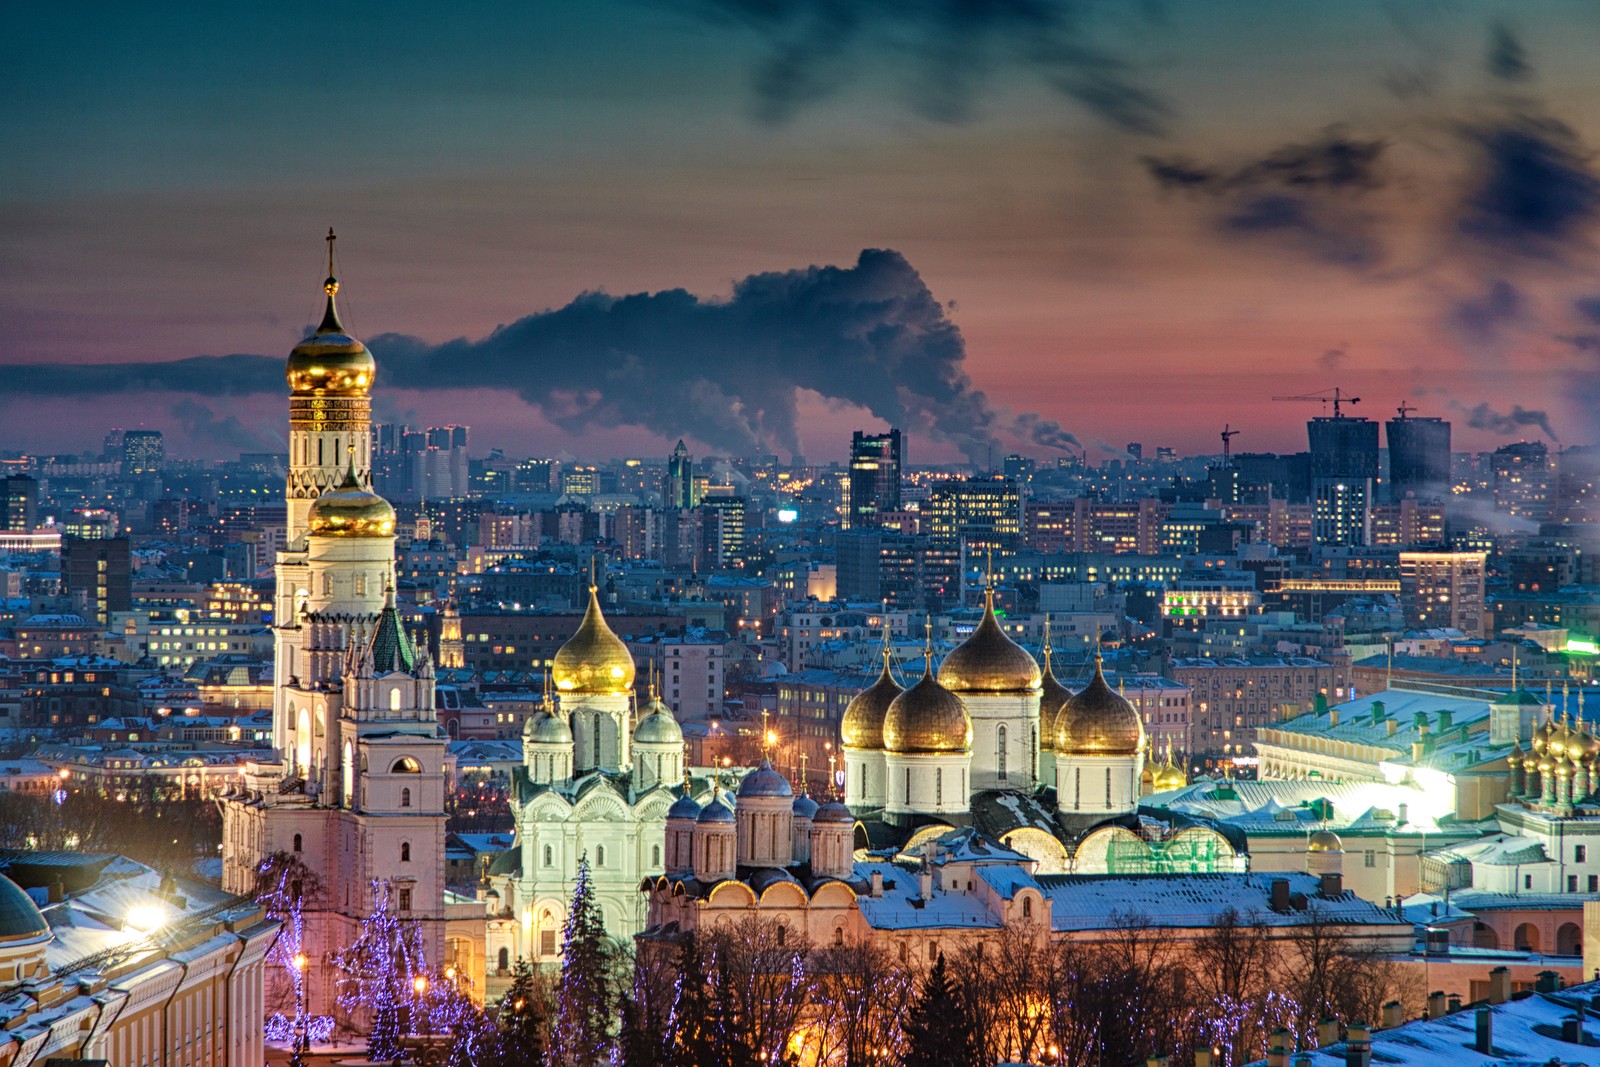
[496,956,548,1066]
[549,855,619,1066]
[329,880,429,1061]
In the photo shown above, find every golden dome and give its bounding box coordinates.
[841,652,902,750]
[307,469,396,538]
[1055,657,1144,757]
[936,592,1041,694]
[1151,750,1187,791]
[883,660,972,755]
[552,585,636,695]
[1307,830,1343,853]
[1039,647,1073,754]
[286,260,376,396]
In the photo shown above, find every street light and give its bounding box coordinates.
[291,953,309,1067]
[413,975,431,1040]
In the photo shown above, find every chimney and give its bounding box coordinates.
[1411,740,1426,761]
[1387,718,1398,737]
[1398,802,1408,825]
[1271,878,1291,912]
[1321,872,1343,899]
[1424,927,1450,956]
[1329,707,1340,727]
[1265,1030,1292,1067]
[46,881,63,904]
[1488,966,1511,1005]
[1344,1024,1371,1067]
[1475,1006,1492,1053]
[1316,1017,1340,1047]
[1427,991,1446,1019]
[1447,993,1462,1013]
[1561,1015,1582,1042]
[918,867,933,901]
[869,870,883,898]
[1381,1000,1404,1029]
[1536,970,1561,993]
[1438,708,1453,730]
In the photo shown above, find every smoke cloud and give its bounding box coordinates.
[1486,23,1531,83]
[169,399,282,454]
[2,249,1044,466]
[1012,412,1080,453]
[1459,400,1560,443]
[691,0,1169,132]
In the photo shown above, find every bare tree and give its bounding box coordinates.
[808,939,914,1067]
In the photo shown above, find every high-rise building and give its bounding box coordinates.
[60,535,132,624]
[1,474,37,532]
[1386,413,1451,502]
[1308,416,1379,547]
[846,429,901,528]
[121,429,164,477]
[1399,551,1488,636]
[371,422,470,500]
[929,477,1022,555]
[663,440,697,509]
[1492,441,1553,521]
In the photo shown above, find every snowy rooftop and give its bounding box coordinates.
[1142,778,1453,836]
[1037,871,1409,933]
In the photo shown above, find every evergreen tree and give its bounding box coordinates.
[496,957,545,1067]
[328,881,428,1061]
[549,854,616,1066]
[900,953,979,1067]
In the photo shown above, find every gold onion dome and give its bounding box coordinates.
[286,239,375,396]
[883,657,972,755]
[1054,656,1145,757]
[552,585,636,694]
[1039,644,1073,753]
[307,467,396,538]
[936,590,1041,694]
[1152,753,1187,791]
[841,651,903,750]
[1307,830,1343,853]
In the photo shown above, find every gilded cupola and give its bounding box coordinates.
[883,639,972,755]
[841,637,903,751]
[286,230,377,397]
[936,588,1041,694]
[1054,654,1145,757]
[307,466,396,538]
[552,583,636,695]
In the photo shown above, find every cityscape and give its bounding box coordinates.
[9,4,1600,1067]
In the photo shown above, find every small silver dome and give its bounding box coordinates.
[737,758,793,799]
[524,711,573,745]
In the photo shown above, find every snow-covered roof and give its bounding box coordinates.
[1038,872,1409,933]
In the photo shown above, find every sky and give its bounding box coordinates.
[5,0,1600,464]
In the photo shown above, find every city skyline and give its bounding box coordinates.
[5,2,1600,463]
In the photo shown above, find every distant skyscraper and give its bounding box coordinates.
[61,535,132,624]
[847,429,901,528]
[1492,441,1553,520]
[1,474,36,532]
[1386,413,1451,502]
[1127,442,1143,461]
[664,440,697,509]
[929,477,1021,556]
[121,430,164,477]
[1308,416,1379,547]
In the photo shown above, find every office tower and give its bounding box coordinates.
[663,439,697,508]
[1492,441,1553,521]
[700,494,747,567]
[121,430,164,477]
[1127,442,1143,461]
[929,477,1022,555]
[61,535,132,624]
[846,429,902,528]
[518,457,556,494]
[1,474,37,532]
[1399,551,1487,636]
[1308,416,1379,547]
[371,423,471,500]
[1386,413,1451,502]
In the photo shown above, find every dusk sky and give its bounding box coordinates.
[6,1,1600,463]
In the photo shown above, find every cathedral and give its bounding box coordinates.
[220,240,454,1018]
[484,584,688,971]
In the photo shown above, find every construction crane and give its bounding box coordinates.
[1220,424,1239,462]
[1395,400,1416,419]
[1271,387,1361,418]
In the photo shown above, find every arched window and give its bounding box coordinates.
[389,688,402,712]
[833,926,845,947]
[595,844,606,867]
[497,947,510,972]
[401,787,412,808]
[323,574,332,596]
[997,724,1008,781]
[652,844,661,868]
[295,707,311,777]
[777,924,787,946]
[293,833,303,852]
[390,756,421,773]
[342,740,354,807]
[1022,896,1032,919]
[401,842,411,862]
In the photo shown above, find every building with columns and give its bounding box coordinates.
[220,245,467,1019]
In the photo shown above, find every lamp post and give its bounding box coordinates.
[291,952,309,1067]
[413,974,430,1041]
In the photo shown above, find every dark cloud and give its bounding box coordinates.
[693,0,1169,132]
[1459,400,1559,442]
[1486,22,1531,82]
[1449,279,1524,343]
[1143,129,1388,194]
[169,399,281,454]
[1012,412,1079,453]
[1223,196,1383,269]
[2,250,1013,466]
[1319,345,1347,371]
[1456,115,1600,260]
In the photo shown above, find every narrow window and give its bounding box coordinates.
[398,888,412,911]
[401,842,411,862]
[401,787,412,808]
[936,767,943,805]
[652,845,661,868]
[1578,845,1588,863]
[905,767,912,803]
[596,844,606,867]
[543,844,553,867]
[293,833,302,852]
[997,724,1008,781]
[1023,897,1032,919]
